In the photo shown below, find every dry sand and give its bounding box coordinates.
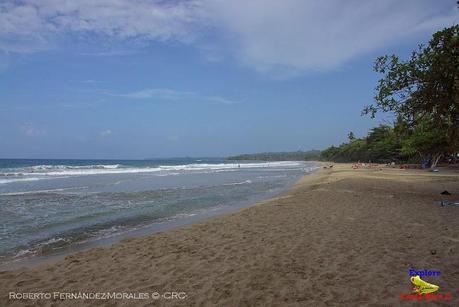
[1,164,458,306]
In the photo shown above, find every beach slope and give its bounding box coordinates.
[1,164,458,306]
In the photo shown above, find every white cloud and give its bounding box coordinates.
[202,0,458,74]
[20,123,46,136]
[206,96,240,105]
[80,79,99,84]
[114,88,240,104]
[99,129,112,137]
[118,88,196,100]
[79,50,137,57]
[0,0,202,52]
[0,0,456,73]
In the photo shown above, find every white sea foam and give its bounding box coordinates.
[31,164,122,170]
[13,248,34,259]
[0,177,44,184]
[224,180,252,186]
[0,187,86,196]
[0,161,306,184]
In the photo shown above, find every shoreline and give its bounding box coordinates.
[1,163,458,305]
[0,165,318,271]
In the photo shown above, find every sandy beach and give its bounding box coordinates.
[1,164,458,306]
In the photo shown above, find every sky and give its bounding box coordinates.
[0,0,458,159]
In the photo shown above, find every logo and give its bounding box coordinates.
[400,271,452,301]
[410,275,439,294]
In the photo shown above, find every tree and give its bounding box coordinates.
[400,117,450,167]
[320,138,368,163]
[363,25,459,165]
[366,125,401,163]
[347,131,355,141]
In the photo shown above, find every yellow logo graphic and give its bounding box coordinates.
[410,275,439,294]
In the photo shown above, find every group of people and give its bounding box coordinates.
[352,161,379,169]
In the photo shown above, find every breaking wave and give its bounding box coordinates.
[0,161,306,184]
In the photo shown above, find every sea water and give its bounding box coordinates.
[0,158,318,263]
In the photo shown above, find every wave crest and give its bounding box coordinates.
[0,161,307,184]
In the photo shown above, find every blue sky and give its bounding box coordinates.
[0,0,457,159]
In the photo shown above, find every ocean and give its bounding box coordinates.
[0,158,318,265]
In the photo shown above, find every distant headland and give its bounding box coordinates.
[227,150,321,161]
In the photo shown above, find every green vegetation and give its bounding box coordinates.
[323,25,459,167]
[228,150,321,161]
[321,125,399,163]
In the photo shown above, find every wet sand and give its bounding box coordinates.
[1,164,458,306]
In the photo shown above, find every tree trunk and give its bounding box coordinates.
[431,153,442,169]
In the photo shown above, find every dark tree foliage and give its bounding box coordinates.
[320,125,401,163]
[357,25,459,167]
[362,25,459,153]
[347,131,355,141]
[366,125,400,162]
[399,116,450,166]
